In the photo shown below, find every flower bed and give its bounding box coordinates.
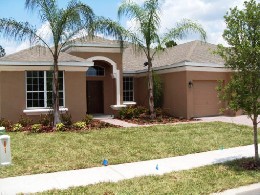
[118,106,199,125]
[0,113,117,133]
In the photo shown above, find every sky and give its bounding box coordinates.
[0,0,258,55]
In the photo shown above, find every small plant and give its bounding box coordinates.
[83,114,93,124]
[39,114,52,126]
[18,114,32,127]
[61,112,72,126]
[31,124,42,133]
[73,121,86,129]
[55,123,65,131]
[119,106,148,119]
[12,123,23,132]
[0,118,12,129]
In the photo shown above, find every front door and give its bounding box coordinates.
[87,81,104,114]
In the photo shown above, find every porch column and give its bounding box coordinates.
[115,69,121,105]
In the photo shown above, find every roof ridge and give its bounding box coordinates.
[186,41,199,61]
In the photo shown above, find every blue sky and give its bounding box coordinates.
[0,0,121,28]
[0,0,258,55]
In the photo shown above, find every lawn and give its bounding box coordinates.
[39,158,260,195]
[0,122,258,178]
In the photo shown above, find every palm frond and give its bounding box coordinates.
[162,19,207,44]
[118,0,145,23]
[0,18,53,54]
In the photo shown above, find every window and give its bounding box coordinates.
[123,77,134,101]
[26,71,64,108]
[86,66,105,76]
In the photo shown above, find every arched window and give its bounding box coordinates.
[86,66,105,76]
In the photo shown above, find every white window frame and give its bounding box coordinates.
[123,77,134,102]
[26,71,65,109]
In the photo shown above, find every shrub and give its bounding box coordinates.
[18,114,32,127]
[55,123,65,131]
[119,106,148,119]
[12,123,23,132]
[61,112,72,126]
[31,124,42,133]
[153,72,164,108]
[83,114,93,124]
[0,118,12,129]
[73,121,86,129]
[39,114,52,126]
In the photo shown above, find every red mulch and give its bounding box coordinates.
[118,115,199,125]
[6,119,118,133]
[241,160,260,170]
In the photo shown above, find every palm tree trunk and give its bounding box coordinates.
[53,56,61,126]
[253,115,259,164]
[148,58,156,119]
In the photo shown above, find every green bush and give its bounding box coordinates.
[12,123,23,132]
[153,72,164,108]
[55,123,65,131]
[39,114,52,126]
[18,114,32,127]
[0,118,12,129]
[61,112,72,126]
[73,121,86,129]
[31,124,42,133]
[119,106,148,119]
[83,114,93,125]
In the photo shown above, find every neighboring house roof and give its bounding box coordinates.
[123,40,225,72]
[0,45,86,62]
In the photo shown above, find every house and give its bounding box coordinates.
[0,37,232,122]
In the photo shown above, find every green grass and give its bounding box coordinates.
[39,158,260,195]
[0,122,258,178]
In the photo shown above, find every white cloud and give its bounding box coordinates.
[124,0,260,46]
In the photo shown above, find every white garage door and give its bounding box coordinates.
[193,80,221,117]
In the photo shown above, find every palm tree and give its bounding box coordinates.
[118,0,207,118]
[0,0,124,126]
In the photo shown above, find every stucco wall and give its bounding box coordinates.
[65,71,87,121]
[160,71,188,118]
[0,71,26,122]
[134,72,187,118]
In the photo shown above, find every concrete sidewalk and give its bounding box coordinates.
[0,144,258,194]
[198,115,255,127]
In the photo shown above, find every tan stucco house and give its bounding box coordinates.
[0,37,231,122]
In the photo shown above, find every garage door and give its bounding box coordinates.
[193,80,221,117]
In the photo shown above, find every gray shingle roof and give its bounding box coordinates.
[123,40,225,71]
[68,36,122,46]
[0,45,86,62]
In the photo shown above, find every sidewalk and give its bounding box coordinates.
[0,144,258,194]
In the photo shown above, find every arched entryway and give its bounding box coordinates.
[86,58,118,114]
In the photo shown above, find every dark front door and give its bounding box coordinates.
[87,81,104,114]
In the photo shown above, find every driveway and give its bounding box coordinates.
[197,115,255,127]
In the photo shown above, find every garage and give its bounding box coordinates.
[193,80,222,117]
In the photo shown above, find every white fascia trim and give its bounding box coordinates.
[123,61,232,76]
[23,108,68,116]
[0,61,93,66]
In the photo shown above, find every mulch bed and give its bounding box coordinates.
[240,159,260,170]
[118,115,199,125]
[6,119,118,133]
